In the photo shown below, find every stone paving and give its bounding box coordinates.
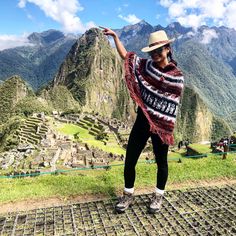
[0,184,235,235]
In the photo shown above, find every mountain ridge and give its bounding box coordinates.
[0,30,77,90]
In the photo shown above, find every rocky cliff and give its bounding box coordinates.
[52,28,136,121]
[0,30,76,90]
[0,76,32,124]
[52,27,230,142]
[175,86,231,142]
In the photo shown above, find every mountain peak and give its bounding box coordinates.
[28,29,65,45]
[165,22,192,34]
[167,22,182,28]
[120,20,153,37]
[78,27,107,47]
[5,75,25,84]
[137,20,151,26]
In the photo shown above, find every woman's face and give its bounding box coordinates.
[148,46,170,64]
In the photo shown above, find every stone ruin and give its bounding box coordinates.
[0,144,38,177]
[0,111,133,176]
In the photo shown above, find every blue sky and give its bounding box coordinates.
[0,0,169,35]
[0,0,235,50]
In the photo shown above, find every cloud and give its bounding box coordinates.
[187,31,196,37]
[169,3,185,17]
[159,0,173,8]
[177,14,204,29]
[160,0,236,30]
[118,14,141,24]
[224,1,236,29]
[18,0,96,33]
[116,3,129,13]
[200,29,218,44]
[0,33,34,51]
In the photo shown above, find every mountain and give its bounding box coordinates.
[0,22,235,143]
[0,23,235,123]
[50,28,136,121]
[27,29,65,45]
[115,21,236,128]
[0,30,77,90]
[114,20,154,58]
[39,85,81,112]
[175,40,236,117]
[0,27,231,149]
[0,75,53,125]
[198,25,236,72]
[114,21,193,58]
[175,86,231,142]
[49,28,230,142]
[0,76,32,124]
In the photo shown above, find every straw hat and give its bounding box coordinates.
[141,30,175,53]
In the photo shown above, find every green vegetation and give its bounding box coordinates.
[174,86,231,143]
[39,85,81,112]
[169,148,186,159]
[16,117,48,145]
[14,96,51,116]
[225,111,236,130]
[0,30,75,90]
[112,86,130,120]
[0,76,33,124]
[175,86,198,143]
[211,116,232,141]
[0,116,24,151]
[53,122,125,155]
[176,40,236,120]
[187,143,212,154]
[0,153,235,203]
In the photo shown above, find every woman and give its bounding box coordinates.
[100,26,184,214]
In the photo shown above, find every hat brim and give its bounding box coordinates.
[141,38,175,53]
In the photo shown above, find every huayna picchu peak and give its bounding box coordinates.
[52,28,136,121]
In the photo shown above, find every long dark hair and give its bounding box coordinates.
[165,44,177,66]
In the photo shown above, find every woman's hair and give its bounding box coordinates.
[165,44,177,66]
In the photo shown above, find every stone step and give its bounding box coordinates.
[80,119,92,126]
[39,127,48,133]
[22,123,37,129]
[26,138,37,145]
[90,127,100,134]
[19,133,31,139]
[30,133,42,140]
[19,133,40,143]
[26,136,40,144]
[27,117,43,122]
[21,127,35,133]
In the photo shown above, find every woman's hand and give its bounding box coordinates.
[99,26,117,38]
[99,26,127,59]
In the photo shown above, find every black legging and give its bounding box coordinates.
[124,106,169,190]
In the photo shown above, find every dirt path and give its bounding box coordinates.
[0,177,235,215]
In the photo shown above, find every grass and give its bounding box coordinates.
[188,143,212,154]
[169,148,186,159]
[52,122,125,155]
[0,153,235,204]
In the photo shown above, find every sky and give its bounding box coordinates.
[0,0,236,50]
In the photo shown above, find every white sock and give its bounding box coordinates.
[124,187,134,194]
[155,187,165,195]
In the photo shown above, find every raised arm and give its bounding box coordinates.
[99,26,127,60]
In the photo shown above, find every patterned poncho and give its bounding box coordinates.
[124,52,184,145]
